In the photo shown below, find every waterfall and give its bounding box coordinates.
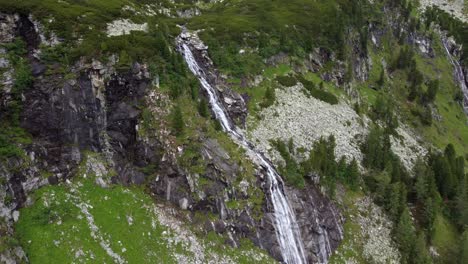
[177,31,307,264]
[441,36,468,114]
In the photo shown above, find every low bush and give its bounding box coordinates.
[297,75,338,105]
[275,75,297,87]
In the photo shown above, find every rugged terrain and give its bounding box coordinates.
[0,0,467,264]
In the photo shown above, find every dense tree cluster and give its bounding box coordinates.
[273,136,359,194]
[361,125,467,263]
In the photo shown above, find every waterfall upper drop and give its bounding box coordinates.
[177,30,308,264]
[441,35,468,115]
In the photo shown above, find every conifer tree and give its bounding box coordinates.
[395,206,416,263]
[171,105,184,136]
[346,158,359,190]
[413,231,432,264]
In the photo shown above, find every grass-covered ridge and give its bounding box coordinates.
[188,0,367,76]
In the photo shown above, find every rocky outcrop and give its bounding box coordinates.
[177,8,201,18]
[106,19,148,37]
[248,85,367,165]
[0,12,158,262]
[287,186,344,263]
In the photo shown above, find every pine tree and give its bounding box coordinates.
[385,183,403,221]
[422,197,436,233]
[456,175,468,229]
[413,231,432,264]
[431,153,456,199]
[337,156,347,181]
[395,206,416,263]
[171,105,184,136]
[346,158,360,190]
[261,86,276,108]
[414,159,429,201]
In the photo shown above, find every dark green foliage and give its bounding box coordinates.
[395,206,416,263]
[303,135,338,193]
[297,75,339,105]
[392,45,415,71]
[275,75,297,87]
[430,154,454,198]
[189,78,199,101]
[197,98,209,118]
[413,159,439,233]
[429,145,462,200]
[456,176,468,229]
[377,67,385,87]
[372,93,399,131]
[461,231,468,264]
[271,139,304,188]
[0,130,25,158]
[427,144,467,229]
[287,138,294,154]
[336,156,360,191]
[306,135,337,179]
[420,106,433,126]
[413,232,432,264]
[307,86,339,105]
[361,127,392,171]
[171,105,184,137]
[382,182,407,221]
[260,86,276,108]
[213,119,223,131]
[454,90,464,103]
[424,79,439,104]
[39,44,70,65]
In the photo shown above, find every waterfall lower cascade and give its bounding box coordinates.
[177,30,308,264]
[441,36,468,115]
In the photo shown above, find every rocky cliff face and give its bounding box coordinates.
[0,13,344,264]
[179,31,344,263]
[0,13,154,262]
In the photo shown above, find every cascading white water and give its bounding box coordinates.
[178,31,307,264]
[441,37,468,114]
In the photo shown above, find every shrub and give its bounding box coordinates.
[197,98,209,118]
[260,86,276,108]
[171,105,184,137]
[275,75,297,87]
[271,139,305,188]
[297,75,339,105]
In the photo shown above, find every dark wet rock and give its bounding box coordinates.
[286,185,344,263]
[16,14,40,52]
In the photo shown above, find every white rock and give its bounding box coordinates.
[178,198,188,210]
[248,84,368,166]
[419,0,467,23]
[12,211,19,222]
[106,19,148,37]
